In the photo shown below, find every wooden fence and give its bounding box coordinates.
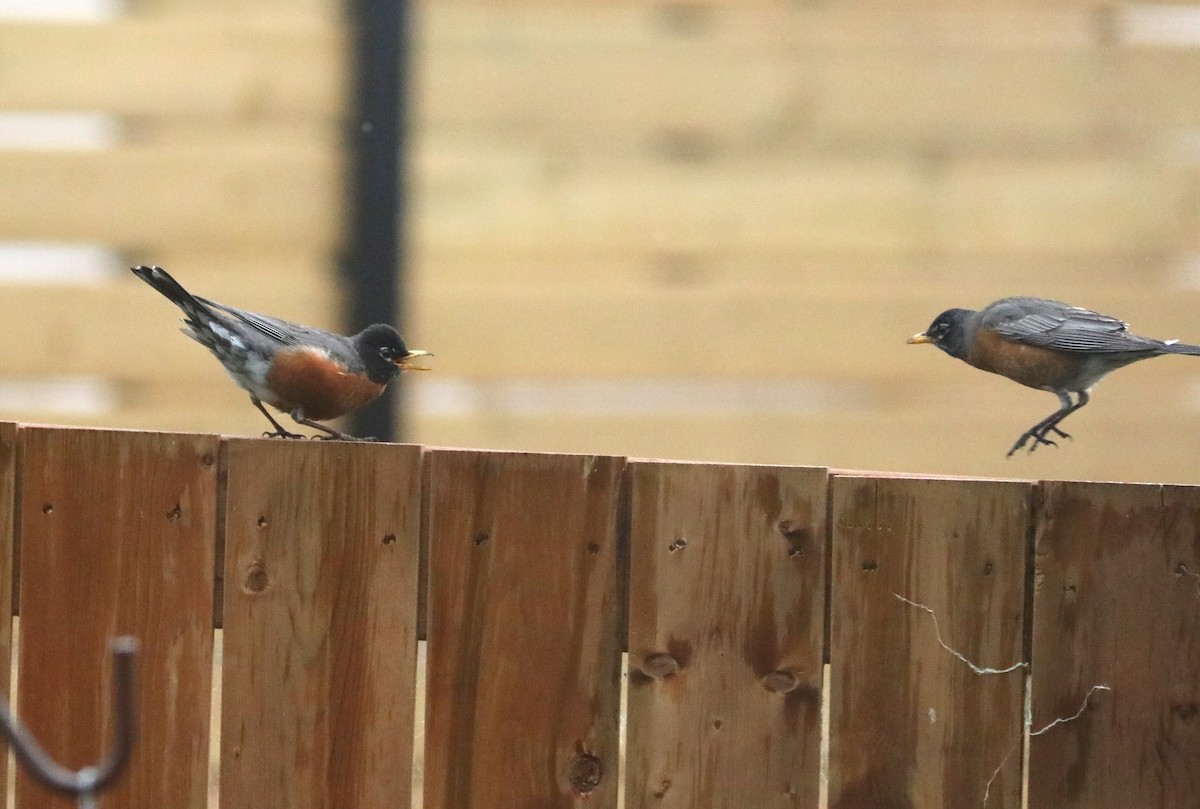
[0,421,1196,808]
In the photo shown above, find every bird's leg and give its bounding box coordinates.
[288,409,374,442]
[252,397,305,439]
[1007,391,1089,457]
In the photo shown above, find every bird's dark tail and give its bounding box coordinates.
[131,265,213,327]
[1161,340,1200,356]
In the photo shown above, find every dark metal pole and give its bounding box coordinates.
[345,0,408,442]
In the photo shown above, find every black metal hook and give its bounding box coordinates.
[0,636,138,799]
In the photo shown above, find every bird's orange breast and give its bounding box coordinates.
[264,347,385,421]
[966,328,1081,391]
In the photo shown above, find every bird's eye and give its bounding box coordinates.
[379,345,394,360]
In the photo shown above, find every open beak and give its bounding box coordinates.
[396,350,433,371]
[906,333,933,345]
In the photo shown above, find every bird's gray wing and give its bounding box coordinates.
[982,297,1159,353]
[196,296,305,347]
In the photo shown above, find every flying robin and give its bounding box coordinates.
[132,265,430,440]
[908,296,1200,456]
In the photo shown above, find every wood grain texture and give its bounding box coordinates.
[15,426,218,809]
[419,6,1200,139]
[1028,482,1200,809]
[0,138,339,251]
[0,423,14,803]
[0,15,341,116]
[624,461,827,808]
[409,287,1200,379]
[827,475,1031,809]
[219,439,422,809]
[423,449,624,809]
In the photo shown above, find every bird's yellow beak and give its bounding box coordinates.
[397,350,433,371]
[906,333,933,345]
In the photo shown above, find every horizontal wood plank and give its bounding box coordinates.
[0,128,342,250]
[0,15,343,117]
[412,251,1177,290]
[418,9,1200,140]
[415,149,1195,255]
[407,287,1200,378]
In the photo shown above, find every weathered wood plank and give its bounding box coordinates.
[827,475,1030,809]
[15,426,218,809]
[423,449,624,809]
[219,439,422,809]
[624,461,827,808]
[0,15,342,116]
[1028,482,1200,809]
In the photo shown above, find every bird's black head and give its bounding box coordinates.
[907,308,975,360]
[354,324,432,385]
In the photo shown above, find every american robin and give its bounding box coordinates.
[908,296,1200,456]
[132,265,430,441]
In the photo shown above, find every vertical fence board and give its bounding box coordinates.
[16,426,218,809]
[624,462,827,808]
[0,423,15,804]
[423,449,624,809]
[219,439,422,809]
[1028,481,1200,808]
[827,475,1030,809]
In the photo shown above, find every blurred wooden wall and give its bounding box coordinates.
[0,0,348,436]
[408,0,1200,483]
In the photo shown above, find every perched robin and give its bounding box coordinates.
[132,265,430,440]
[908,296,1200,456]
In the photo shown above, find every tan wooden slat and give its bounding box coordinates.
[219,439,422,809]
[15,426,218,809]
[423,449,624,809]
[0,135,341,251]
[421,4,1090,50]
[1028,482,1200,809]
[827,475,1030,808]
[408,287,1200,378]
[411,409,1200,485]
[624,461,826,808]
[414,250,1168,290]
[0,273,342,382]
[0,15,342,116]
[0,423,14,804]
[419,16,1200,138]
[416,150,1193,255]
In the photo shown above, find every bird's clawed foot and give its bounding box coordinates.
[1007,423,1072,457]
[261,428,306,440]
[312,432,376,442]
